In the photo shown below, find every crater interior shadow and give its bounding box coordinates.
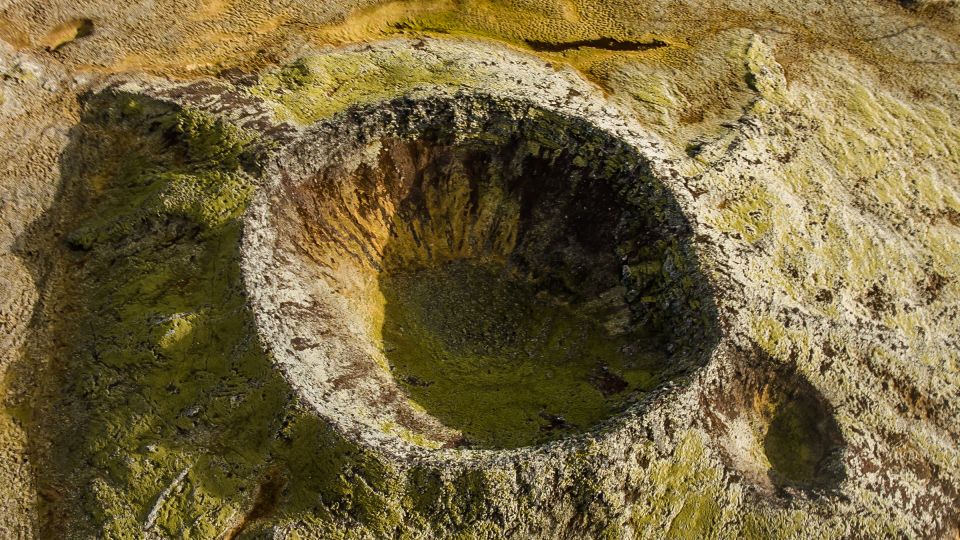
[357,106,720,449]
[707,345,847,495]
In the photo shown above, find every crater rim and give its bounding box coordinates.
[241,89,721,464]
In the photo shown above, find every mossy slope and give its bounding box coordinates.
[21,92,406,538]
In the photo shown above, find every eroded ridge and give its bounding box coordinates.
[246,94,720,452]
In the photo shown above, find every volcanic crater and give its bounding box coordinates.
[243,93,719,454]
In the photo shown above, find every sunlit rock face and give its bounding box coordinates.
[244,93,719,454]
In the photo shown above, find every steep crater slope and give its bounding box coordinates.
[244,93,719,454]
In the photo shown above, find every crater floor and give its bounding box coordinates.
[380,259,667,448]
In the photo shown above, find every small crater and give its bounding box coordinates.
[707,348,846,493]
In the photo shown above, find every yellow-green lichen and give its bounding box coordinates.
[379,259,667,448]
[380,421,444,449]
[743,34,787,104]
[629,432,729,538]
[250,51,488,124]
[22,93,407,537]
[710,183,775,245]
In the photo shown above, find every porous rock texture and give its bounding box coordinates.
[0,1,959,539]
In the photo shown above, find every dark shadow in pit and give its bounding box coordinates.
[704,345,846,494]
[349,104,721,449]
[763,384,844,488]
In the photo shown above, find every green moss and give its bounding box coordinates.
[169,107,258,170]
[63,97,260,250]
[379,260,667,448]
[399,466,516,536]
[29,94,406,537]
[156,170,254,229]
[269,411,405,536]
[666,493,721,539]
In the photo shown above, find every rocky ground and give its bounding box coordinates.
[1,0,958,538]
